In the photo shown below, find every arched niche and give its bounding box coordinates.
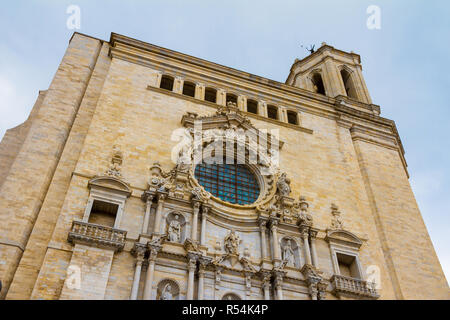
[222,292,241,300]
[156,279,180,300]
[280,236,301,268]
[164,211,187,243]
[339,65,359,100]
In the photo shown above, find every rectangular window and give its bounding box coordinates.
[336,253,361,279]
[88,200,118,227]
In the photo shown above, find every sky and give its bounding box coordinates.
[0,0,449,285]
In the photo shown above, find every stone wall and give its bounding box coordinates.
[1,32,447,300]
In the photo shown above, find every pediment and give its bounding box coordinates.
[181,104,284,150]
[325,229,363,248]
[88,176,131,196]
[213,253,257,273]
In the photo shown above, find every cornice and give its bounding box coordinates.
[108,33,403,142]
[81,33,409,179]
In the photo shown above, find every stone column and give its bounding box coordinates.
[200,205,210,246]
[198,266,205,300]
[191,201,201,241]
[143,245,161,300]
[270,220,281,261]
[245,273,253,297]
[259,219,268,260]
[274,272,284,300]
[261,272,271,300]
[198,257,210,300]
[130,243,146,300]
[153,192,167,234]
[310,230,318,268]
[186,254,198,300]
[302,228,312,265]
[308,283,318,300]
[142,195,154,234]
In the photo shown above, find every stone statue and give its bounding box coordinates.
[160,284,173,300]
[224,229,241,255]
[282,240,295,267]
[277,173,291,196]
[168,215,181,242]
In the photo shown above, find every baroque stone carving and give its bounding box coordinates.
[224,229,241,255]
[281,240,295,267]
[105,145,123,178]
[276,172,291,196]
[157,279,180,300]
[330,203,344,230]
[160,284,173,300]
[167,214,181,242]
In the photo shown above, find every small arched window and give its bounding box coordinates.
[182,81,195,97]
[311,73,325,95]
[267,105,278,120]
[287,110,298,125]
[160,75,174,91]
[205,87,217,103]
[340,69,357,100]
[247,99,258,114]
[226,93,238,105]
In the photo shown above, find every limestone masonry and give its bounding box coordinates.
[0,32,448,300]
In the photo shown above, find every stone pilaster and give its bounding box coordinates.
[143,243,161,300]
[200,204,210,246]
[186,253,199,300]
[130,243,147,300]
[153,191,167,234]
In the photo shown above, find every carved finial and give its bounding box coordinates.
[276,172,291,196]
[330,203,344,229]
[299,196,309,212]
[105,145,123,177]
[224,229,241,255]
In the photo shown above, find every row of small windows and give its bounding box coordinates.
[159,75,299,126]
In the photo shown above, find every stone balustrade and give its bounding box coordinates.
[67,220,127,252]
[331,274,379,299]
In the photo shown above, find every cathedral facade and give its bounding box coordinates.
[0,32,448,300]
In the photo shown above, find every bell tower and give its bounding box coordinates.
[286,43,372,104]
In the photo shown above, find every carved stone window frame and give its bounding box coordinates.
[82,176,132,229]
[325,230,364,279]
[181,110,280,210]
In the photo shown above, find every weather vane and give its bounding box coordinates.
[300,44,315,54]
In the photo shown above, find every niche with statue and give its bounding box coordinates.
[280,237,301,268]
[165,212,187,243]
